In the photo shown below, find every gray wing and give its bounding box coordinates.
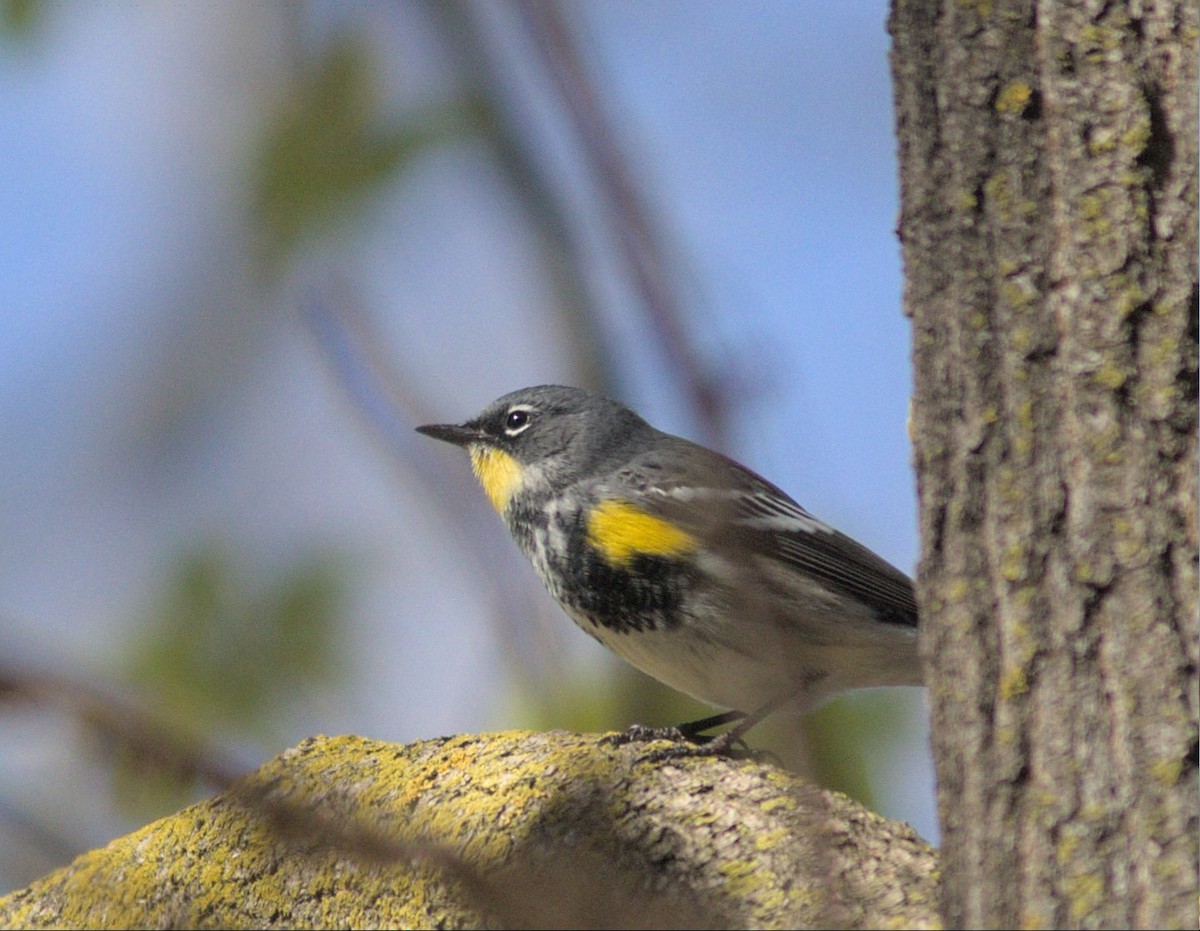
[608,436,918,628]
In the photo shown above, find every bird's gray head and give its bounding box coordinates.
[416,385,652,513]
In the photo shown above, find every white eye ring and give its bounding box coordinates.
[504,405,535,436]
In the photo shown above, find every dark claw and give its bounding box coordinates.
[601,723,689,747]
[642,729,764,763]
[675,709,747,742]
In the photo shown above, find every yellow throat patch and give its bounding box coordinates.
[585,499,697,567]
[469,446,525,514]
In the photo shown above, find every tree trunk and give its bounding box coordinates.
[890,0,1198,927]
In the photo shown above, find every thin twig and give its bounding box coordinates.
[512,0,731,444]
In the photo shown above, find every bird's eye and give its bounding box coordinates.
[504,407,533,435]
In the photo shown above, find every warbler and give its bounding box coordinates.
[417,385,921,748]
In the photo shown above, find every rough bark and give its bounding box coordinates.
[890,0,1198,927]
[0,731,939,930]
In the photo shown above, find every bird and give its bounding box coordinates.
[417,385,921,751]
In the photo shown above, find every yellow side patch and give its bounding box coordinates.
[585,499,697,567]
[469,446,524,514]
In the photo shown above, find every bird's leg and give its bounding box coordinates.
[601,709,745,747]
[600,693,796,762]
[642,693,794,762]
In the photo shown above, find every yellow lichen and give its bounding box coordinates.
[1148,757,1182,787]
[1010,326,1034,354]
[1018,909,1052,929]
[995,80,1033,115]
[1120,118,1151,156]
[983,171,1012,216]
[1088,128,1117,155]
[945,578,971,603]
[1065,873,1105,924]
[1092,361,1127,390]
[719,859,773,900]
[998,665,1028,701]
[754,828,790,852]
[1000,543,1025,581]
[955,0,993,15]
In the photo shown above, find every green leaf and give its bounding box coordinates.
[111,544,349,814]
[126,546,347,731]
[251,39,434,272]
[104,542,348,820]
[0,0,43,38]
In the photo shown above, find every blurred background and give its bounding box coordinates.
[0,0,933,892]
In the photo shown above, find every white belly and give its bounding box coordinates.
[570,603,921,715]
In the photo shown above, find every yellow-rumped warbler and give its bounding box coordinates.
[417,385,921,749]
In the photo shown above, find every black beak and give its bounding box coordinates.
[415,422,480,448]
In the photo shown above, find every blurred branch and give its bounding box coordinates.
[300,282,574,682]
[0,792,79,878]
[300,278,429,459]
[513,0,731,443]
[427,0,615,396]
[0,662,502,912]
[0,663,244,791]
